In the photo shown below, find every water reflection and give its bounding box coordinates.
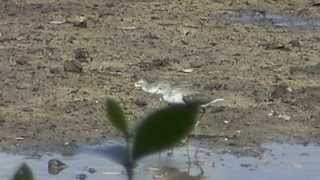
[1,143,320,180]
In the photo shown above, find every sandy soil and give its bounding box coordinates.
[0,0,319,153]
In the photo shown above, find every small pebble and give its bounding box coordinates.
[64,60,83,73]
[72,16,87,28]
[16,58,28,65]
[74,48,90,63]
[88,167,97,174]
[76,173,87,180]
[49,67,61,74]
[48,159,68,175]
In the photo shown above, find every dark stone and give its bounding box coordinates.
[16,58,28,65]
[73,17,87,28]
[190,61,205,68]
[74,48,90,63]
[88,167,97,174]
[49,67,61,74]
[64,60,83,73]
[290,63,320,75]
[303,63,320,74]
[270,83,288,99]
[0,118,5,126]
[21,107,33,112]
[76,173,87,180]
[48,159,68,175]
[240,163,252,168]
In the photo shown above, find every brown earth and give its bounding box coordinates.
[0,0,320,153]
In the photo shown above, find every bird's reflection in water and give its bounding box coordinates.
[152,166,204,180]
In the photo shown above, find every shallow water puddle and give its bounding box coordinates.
[210,9,320,29]
[1,143,320,179]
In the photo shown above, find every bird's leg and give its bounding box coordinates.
[198,107,206,122]
[195,160,205,177]
[186,138,191,165]
[187,151,192,175]
[193,107,206,160]
[157,151,161,162]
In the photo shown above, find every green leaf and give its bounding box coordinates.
[11,163,34,180]
[132,103,200,161]
[105,98,129,137]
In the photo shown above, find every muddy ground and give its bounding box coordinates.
[0,0,320,153]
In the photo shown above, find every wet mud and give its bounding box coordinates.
[0,0,319,158]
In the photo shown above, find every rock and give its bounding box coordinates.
[64,104,74,113]
[48,159,68,175]
[21,107,33,112]
[76,173,87,180]
[289,66,301,74]
[289,39,302,48]
[181,68,194,73]
[240,163,252,168]
[145,32,160,40]
[74,48,90,63]
[190,61,205,68]
[16,58,29,65]
[71,16,87,28]
[260,42,291,51]
[49,67,62,74]
[88,167,97,174]
[270,83,289,99]
[64,60,83,73]
[0,118,6,126]
[303,63,320,74]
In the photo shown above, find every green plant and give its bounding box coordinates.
[11,163,34,180]
[10,98,200,180]
[104,98,200,180]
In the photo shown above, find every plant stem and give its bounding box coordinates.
[126,166,134,180]
[126,136,134,180]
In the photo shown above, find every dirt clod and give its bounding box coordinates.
[64,60,83,73]
[74,48,90,63]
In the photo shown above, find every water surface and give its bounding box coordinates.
[2,143,320,180]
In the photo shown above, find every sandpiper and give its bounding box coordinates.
[135,79,224,161]
[134,79,224,127]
